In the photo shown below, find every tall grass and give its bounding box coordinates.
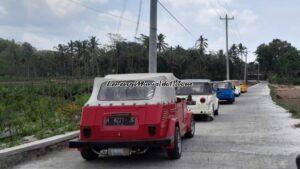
[0,82,91,149]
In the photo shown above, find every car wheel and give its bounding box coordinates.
[214,109,219,116]
[185,116,195,138]
[207,116,213,121]
[80,148,98,161]
[167,126,182,159]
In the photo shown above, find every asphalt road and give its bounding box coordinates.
[13,82,300,169]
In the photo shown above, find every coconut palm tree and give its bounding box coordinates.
[237,43,247,59]
[88,36,99,76]
[157,33,168,53]
[195,35,208,54]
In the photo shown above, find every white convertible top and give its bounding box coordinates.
[85,73,178,106]
[181,79,211,83]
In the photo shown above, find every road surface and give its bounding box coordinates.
[14,82,300,169]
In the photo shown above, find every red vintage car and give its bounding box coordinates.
[69,73,195,160]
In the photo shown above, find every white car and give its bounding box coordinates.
[176,79,219,120]
[225,80,241,97]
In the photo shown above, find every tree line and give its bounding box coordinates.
[0,33,252,81]
[255,39,300,84]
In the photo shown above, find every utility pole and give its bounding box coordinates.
[149,0,157,73]
[257,62,260,81]
[244,51,248,83]
[220,14,234,80]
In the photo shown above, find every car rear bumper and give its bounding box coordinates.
[69,138,172,149]
[217,95,234,100]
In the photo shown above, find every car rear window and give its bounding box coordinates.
[176,82,212,95]
[98,81,156,101]
[214,82,231,89]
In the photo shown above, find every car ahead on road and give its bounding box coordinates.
[212,81,235,104]
[240,81,248,93]
[225,80,241,97]
[176,79,219,121]
[69,73,195,160]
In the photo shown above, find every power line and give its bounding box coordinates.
[135,0,143,38]
[117,0,128,34]
[217,0,242,41]
[68,0,145,27]
[207,1,223,17]
[157,0,196,39]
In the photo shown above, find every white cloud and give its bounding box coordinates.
[0,5,7,16]
[21,33,60,50]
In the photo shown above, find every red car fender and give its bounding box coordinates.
[185,110,194,132]
[165,118,178,149]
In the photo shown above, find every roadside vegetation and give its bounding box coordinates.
[0,34,254,81]
[270,85,300,127]
[256,39,300,85]
[0,82,91,149]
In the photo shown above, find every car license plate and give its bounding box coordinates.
[108,148,130,156]
[106,116,135,126]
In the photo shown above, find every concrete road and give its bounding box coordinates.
[14,82,300,169]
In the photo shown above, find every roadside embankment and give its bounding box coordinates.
[269,84,300,127]
[0,131,79,169]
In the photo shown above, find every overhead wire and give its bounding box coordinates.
[67,0,148,29]
[207,1,222,17]
[117,0,128,34]
[215,0,241,44]
[135,0,143,39]
[157,0,197,40]
[217,0,242,41]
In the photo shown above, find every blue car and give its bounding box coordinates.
[212,81,235,103]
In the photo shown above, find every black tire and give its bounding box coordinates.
[80,148,98,161]
[185,117,195,138]
[167,126,182,159]
[228,99,235,104]
[214,109,219,116]
[207,116,213,121]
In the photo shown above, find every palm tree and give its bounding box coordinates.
[67,40,75,77]
[81,40,89,77]
[237,43,247,59]
[195,35,208,54]
[88,36,99,76]
[55,44,68,77]
[237,43,248,81]
[74,40,83,77]
[136,34,149,49]
[157,33,168,53]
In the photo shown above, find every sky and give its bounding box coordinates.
[0,0,300,62]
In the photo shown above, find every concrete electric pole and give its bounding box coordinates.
[220,14,234,80]
[149,0,157,73]
[244,51,248,83]
[257,62,260,82]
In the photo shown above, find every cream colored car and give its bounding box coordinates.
[176,79,219,120]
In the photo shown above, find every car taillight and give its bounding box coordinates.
[200,97,206,103]
[82,127,91,138]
